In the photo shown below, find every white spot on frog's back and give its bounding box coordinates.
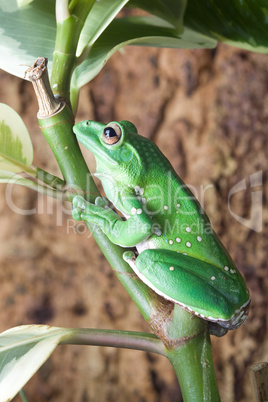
[164,205,168,210]
[224,266,235,274]
[211,276,216,281]
[131,207,137,215]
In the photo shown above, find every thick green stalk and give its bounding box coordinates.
[38,103,94,194]
[165,306,221,402]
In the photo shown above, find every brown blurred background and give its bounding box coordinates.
[0,43,267,401]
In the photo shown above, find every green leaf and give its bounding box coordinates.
[184,0,268,53]
[0,103,33,173]
[0,0,55,79]
[77,0,130,57]
[128,0,187,31]
[0,325,74,401]
[74,16,217,88]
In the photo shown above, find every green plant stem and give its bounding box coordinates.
[51,0,95,100]
[38,104,94,194]
[69,0,95,20]
[35,166,65,189]
[61,328,166,356]
[164,306,220,401]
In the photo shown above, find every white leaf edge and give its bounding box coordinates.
[0,325,73,401]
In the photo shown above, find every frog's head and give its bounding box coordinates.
[73,120,152,184]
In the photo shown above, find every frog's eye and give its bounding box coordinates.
[102,123,122,145]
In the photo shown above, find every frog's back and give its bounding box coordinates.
[134,138,237,273]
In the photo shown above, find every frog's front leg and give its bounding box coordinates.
[72,195,153,247]
[123,249,250,329]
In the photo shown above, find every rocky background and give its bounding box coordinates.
[0,43,267,401]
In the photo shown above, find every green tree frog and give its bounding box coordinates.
[72,120,250,330]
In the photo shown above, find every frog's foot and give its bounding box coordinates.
[72,195,87,221]
[123,251,136,266]
[208,322,228,337]
[72,195,87,210]
[72,195,110,221]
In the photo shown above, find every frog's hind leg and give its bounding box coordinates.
[123,249,250,329]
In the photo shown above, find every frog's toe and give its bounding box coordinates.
[95,196,109,208]
[123,251,135,262]
[72,195,86,209]
[72,207,83,221]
